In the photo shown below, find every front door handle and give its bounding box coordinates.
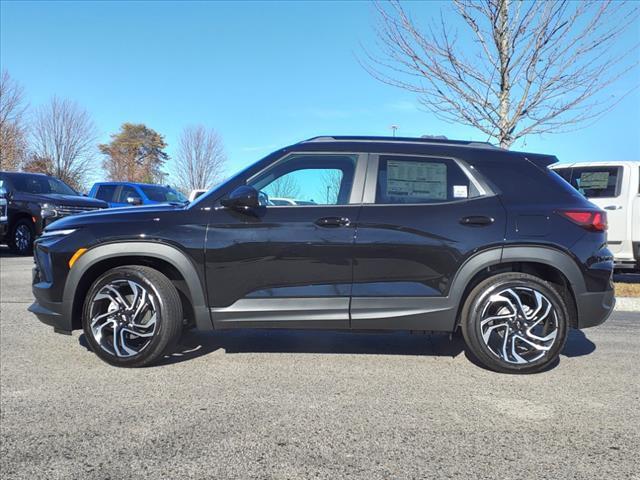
[460,215,494,226]
[604,205,622,211]
[315,216,351,227]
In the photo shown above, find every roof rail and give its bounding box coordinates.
[301,135,499,149]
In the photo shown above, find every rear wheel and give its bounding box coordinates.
[461,273,568,374]
[9,219,35,255]
[82,266,183,367]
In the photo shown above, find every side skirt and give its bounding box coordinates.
[211,296,456,332]
[211,297,350,330]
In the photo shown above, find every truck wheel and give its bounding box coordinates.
[8,219,35,255]
[82,266,183,367]
[460,273,568,374]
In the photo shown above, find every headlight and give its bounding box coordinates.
[41,228,76,237]
[41,203,60,219]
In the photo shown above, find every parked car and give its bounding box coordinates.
[551,161,639,271]
[29,136,614,373]
[0,180,8,242]
[88,182,187,207]
[188,189,208,202]
[269,197,318,206]
[0,171,107,255]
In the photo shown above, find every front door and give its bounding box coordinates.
[205,152,366,329]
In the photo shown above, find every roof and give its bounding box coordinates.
[301,135,500,150]
[551,161,640,168]
[93,181,169,187]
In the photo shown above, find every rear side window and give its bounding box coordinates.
[375,155,480,204]
[569,166,621,198]
[95,185,117,202]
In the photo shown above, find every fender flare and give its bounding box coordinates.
[449,245,585,302]
[62,241,212,331]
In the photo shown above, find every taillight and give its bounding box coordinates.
[558,210,607,231]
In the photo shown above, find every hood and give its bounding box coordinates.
[17,192,108,208]
[44,202,186,231]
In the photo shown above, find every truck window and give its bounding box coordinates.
[569,166,621,198]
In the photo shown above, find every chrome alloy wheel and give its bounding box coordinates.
[479,287,559,365]
[88,280,158,358]
[15,224,31,252]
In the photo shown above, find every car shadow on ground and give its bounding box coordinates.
[80,326,597,370]
[0,246,23,258]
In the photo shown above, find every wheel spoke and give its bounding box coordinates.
[88,279,158,359]
[478,285,559,365]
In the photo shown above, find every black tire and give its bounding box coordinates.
[82,265,183,367]
[8,218,35,255]
[460,273,569,374]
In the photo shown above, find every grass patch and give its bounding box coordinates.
[615,282,640,297]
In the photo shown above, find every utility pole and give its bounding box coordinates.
[390,125,398,137]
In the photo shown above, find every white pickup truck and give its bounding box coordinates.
[551,161,639,271]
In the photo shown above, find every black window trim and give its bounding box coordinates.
[362,153,493,206]
[244,151,369,207]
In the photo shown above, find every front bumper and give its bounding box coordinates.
[575,287,616,329]
[28,300,71,335]
[30,265,73,335]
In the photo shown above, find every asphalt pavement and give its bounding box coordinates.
[1,251,639,479]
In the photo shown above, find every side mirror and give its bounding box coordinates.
[126,196,142,206]
[221,186,266,213]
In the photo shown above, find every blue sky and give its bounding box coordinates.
[1,0,639,184]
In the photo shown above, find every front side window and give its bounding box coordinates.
[117,185,141,203]
[569,166,621,198]
[375,155,480,204]
[249,154,357,206]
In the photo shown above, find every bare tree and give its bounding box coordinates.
[0,70,28,170]
[318,170,343,204]
[174,125,226,193]
[31,97,98,190]
[265,175,300,200]
[363,0,639,148]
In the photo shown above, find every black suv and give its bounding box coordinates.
[29,137,615,373]
[0,172,107,255]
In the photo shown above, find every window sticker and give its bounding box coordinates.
[578,171,609,190]
[453,185,468,198]
[386,160,447,200]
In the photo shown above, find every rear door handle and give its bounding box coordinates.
[604,205,622,210]
[460,215,494,226]
[315,216,351,227]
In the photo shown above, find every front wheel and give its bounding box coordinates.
[82,266,183,367]
[461,273,569,374]
[9,219,35,255]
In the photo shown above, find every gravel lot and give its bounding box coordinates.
[1,251,639,479]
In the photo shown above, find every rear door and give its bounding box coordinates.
[567,165,630,258]
[351,153,505,330]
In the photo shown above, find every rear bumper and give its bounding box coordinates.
[575,288,616,329]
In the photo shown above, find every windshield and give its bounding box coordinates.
[11,174,77,196]
[140,185,187,203]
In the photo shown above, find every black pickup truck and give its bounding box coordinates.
[0,171,107,255]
